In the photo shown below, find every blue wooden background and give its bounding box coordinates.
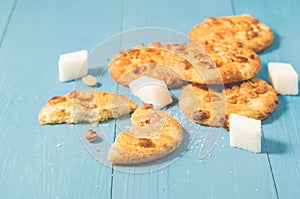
[0,0,299,198]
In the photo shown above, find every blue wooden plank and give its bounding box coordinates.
[262,97,300,199]
[112,132,278,199]
[233,0,300,198]
[121,0,234,34]
[111,0,278,199]
[0,0,124,198]
[0,0,16,45]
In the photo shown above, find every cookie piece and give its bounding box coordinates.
[109,42,261,86]
[108,104,183,164]
[179,78,278,129]
[189,14,274,52]
[38,91,138,125]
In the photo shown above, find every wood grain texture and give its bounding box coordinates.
[233,1,300,198]
[0,0,124,198]
[122,0,233,34]
[111,0,277,199]
[0,0,16,46]
[0,0,300,198]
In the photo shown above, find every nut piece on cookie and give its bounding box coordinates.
[268,62,298,95]
[229,114,261,153]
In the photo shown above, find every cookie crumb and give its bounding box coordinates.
[56,143,62,148]
[85,129,98,142]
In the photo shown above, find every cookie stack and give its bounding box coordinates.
[180,14,278,129]
[108,14,278,129]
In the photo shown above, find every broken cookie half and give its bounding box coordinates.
[108,104,183,165]
[38,90,138,125]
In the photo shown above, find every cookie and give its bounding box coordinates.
[189,14,274,52]
[109,42,261,86]
[108,47,186,89]
[108,104,183,164]
[38,91,138,125]
[179,78,278,129]
[149,41,262,84]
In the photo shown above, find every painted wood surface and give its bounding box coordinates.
[0,0,16,45]
[0,0,299,198]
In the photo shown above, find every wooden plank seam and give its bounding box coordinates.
[0,0,17,49]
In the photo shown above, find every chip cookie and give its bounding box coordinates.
[109,42,261,86]
[108,104,183,164]
[108,47,186,88]
[149,41,262,84]
[179,78,278,129]
[189,14,274,52]
[38,91,138,125]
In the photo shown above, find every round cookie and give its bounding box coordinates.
[150,42,262,84]
[200,42,262,84]
[179,78,278,129]
[108,47,187,89]
[109,42,261,86]
[189,14,274,52]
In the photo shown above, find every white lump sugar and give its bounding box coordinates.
[58,50,88,82]
[268,62,298,95]
[129,76,173,109]
[229,114,261,153]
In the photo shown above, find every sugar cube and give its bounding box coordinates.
[58,50,88,82]
[268,62,298,95]
[129,76,173,109]
[229,114,261,153]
